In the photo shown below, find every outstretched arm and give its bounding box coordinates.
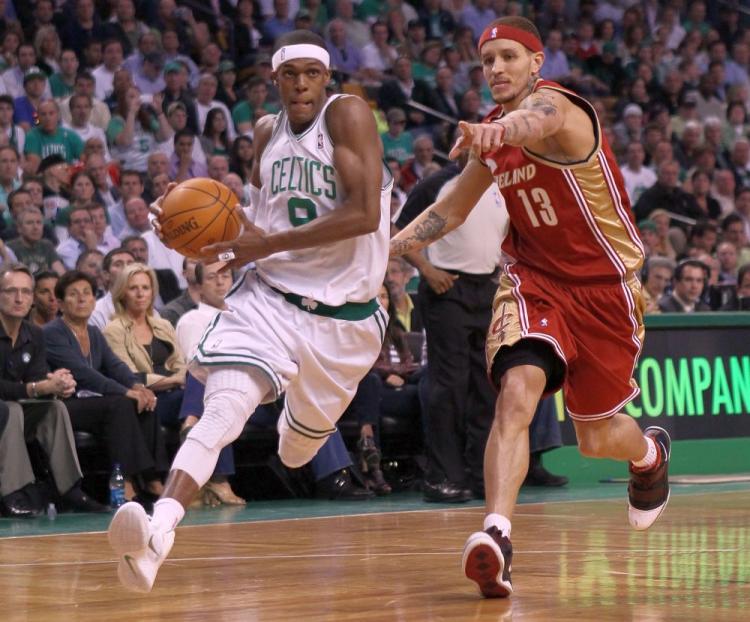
[390,158,493,257]
[449,88,584,160]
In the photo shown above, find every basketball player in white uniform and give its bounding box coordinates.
[108,30,392,593]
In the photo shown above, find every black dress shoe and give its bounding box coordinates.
[61,487,110,513]
[523,465,569,487]
[423,480,473,503]
[315,468,375,500]
[0,497,36,519]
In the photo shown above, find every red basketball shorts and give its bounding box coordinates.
[486,263,645,420]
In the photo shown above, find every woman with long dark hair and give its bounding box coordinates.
[200,108,231,157]
[229,135,254,183]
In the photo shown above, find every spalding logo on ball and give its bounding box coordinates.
[159,178,242,259]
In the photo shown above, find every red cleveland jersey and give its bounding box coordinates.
[483,79,644,283]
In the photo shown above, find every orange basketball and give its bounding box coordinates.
[160,178,242,259]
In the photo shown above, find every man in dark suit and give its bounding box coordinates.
[377,56,439,130]
[658,259,711,312]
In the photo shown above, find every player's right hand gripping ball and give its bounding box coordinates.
[159,178,242,259]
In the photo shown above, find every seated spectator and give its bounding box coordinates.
[103,263,186,430]
[56,206,98,270]
[119,197,152,238]
[716,241,739,285]
[2,43,50,100]
[326,18,364,81]
[49,49,79,99]
[621,141,656,204]
[361,20,397,86]
[159,61,199,135]
[385,256,421,332]
[201,109,231,158]
[87,202,120,255]
[53,171,97,230]
[0,263,107,516]
[109,169,143,239]
[121,235,181,307]
[229,136,254,184]
[194,73,235,141]
[433,66,460,120]
[207,155,230,183]
[59,71,111,132]
[160,258,199,326]
[0,96,26,156]
[2,188,59,246]
[156,101,207,165]
[24,101,84,175]
[720,263,750,311]
[641,256,676,314]
[735,187,750,241]
[648,208,679,260]
[262,0,295,44]
[44,270,166,502]
[688,221,719,255]
[721,212,750,266]
[76,248,105,297]
[40,155,71,228]
[378,56,438,130]
[658,259,711,312]
[216,60,239,110]
[90,247,146,331]
[13,66,47,132]
[400,134,436,194]
[6,207,65,275]
[64,94,111,162]
[634,160,703,225]
[541,28,570,81]
[169,129,207,182]
[233,0,262,66]
[132,51,165,96]
[107,86,170,173]
[688,171,721,221]
[232,76,278,138]
[380,108,413,166]
[28,270,60,327]
[728,138,750,190]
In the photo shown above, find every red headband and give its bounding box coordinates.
[478,24,543,54]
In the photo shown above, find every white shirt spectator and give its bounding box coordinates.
[621,164,657,204]
[141,229,188,289]
[64,122,110,160]
[91,65,117,101]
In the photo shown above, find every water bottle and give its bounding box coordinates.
[109,463,126,509]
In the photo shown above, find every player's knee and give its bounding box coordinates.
[494,383,537,433]
[188,389,249,451]
[577,429,605,458]
[278,430,326,469]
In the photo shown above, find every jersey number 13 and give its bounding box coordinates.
[516,188,558,227]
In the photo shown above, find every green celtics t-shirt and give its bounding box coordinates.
[231,100,279,130]
[380,130,414,165]
[7,238,61,274]
[24,126,84,162]
[49,73,75,99]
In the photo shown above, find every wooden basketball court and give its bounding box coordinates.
[0,489,748,621]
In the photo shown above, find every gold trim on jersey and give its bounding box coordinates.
[569,162,644,276]
[485,273,524,371]
[521,85,603,170]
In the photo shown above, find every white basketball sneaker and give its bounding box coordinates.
[108,502,175,593]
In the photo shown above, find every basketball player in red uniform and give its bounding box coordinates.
[391,16,671,598]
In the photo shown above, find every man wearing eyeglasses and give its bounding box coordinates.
[0,263,107,517]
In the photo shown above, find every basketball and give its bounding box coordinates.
[159,178,242,259]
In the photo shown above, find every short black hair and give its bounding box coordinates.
[0,94,13,107]
[121,234,147,249]
[272,30,327,55]
[75,248,104,270]
[722,212,744,231]
[195,261,205,285]
[674,259,708,281]
[33,270,58,286]
[103,247,134,273]
[55,270,97,300]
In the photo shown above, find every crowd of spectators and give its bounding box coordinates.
[2,0,750,515]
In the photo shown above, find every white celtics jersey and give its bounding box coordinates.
[254,94,393,306]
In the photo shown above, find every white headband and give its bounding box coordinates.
[271,44,330,71]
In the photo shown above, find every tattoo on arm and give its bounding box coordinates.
[390,210,448,255]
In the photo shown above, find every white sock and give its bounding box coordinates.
[483,513,512,538]
[631,435,658,470]
[151,497,185,533]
